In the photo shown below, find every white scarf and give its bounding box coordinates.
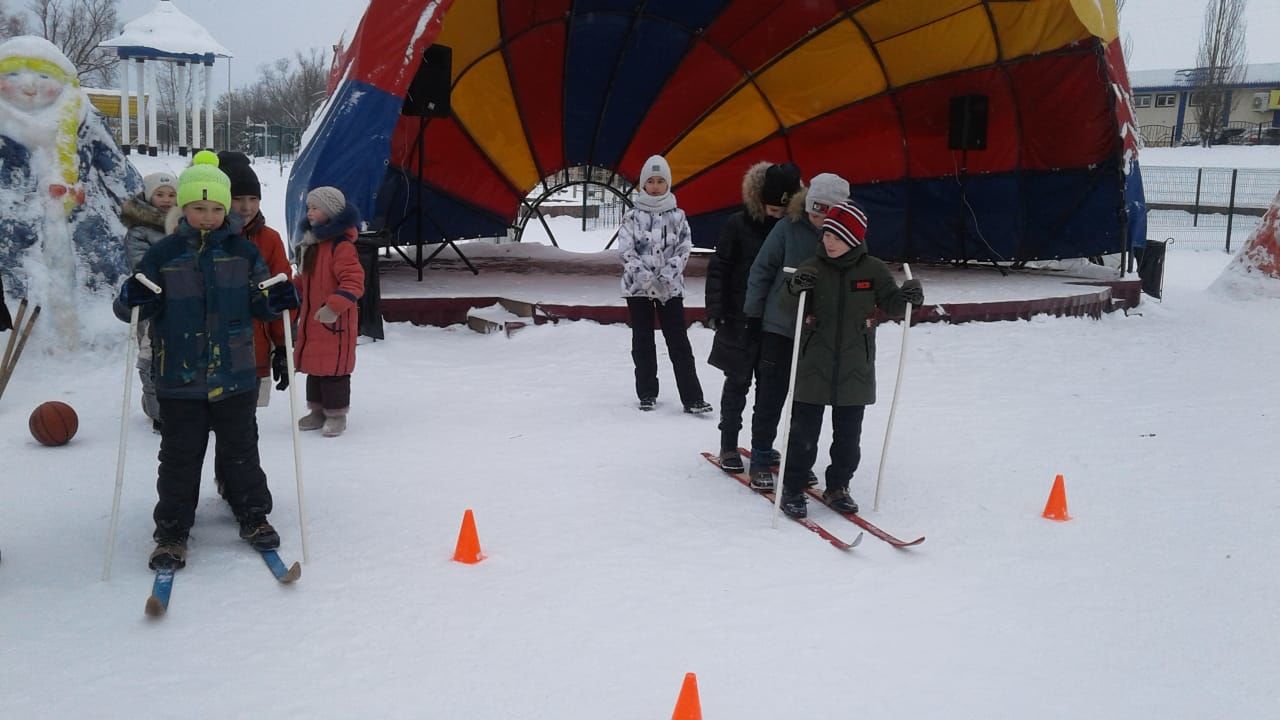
[634,190,677,214]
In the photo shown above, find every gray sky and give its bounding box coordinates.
[114,0,1280,90]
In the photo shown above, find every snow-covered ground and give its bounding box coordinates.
[1,153,1277,718]
[1141,145,1280,169]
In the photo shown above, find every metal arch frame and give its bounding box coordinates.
[515,170,635,250]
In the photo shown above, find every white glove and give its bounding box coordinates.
[314,304,339,324]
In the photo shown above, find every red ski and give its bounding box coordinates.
[701,452,861,551]
[738,448,925,548]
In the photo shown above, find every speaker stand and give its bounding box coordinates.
[386,114,478,280]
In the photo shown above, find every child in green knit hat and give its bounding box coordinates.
[114,150,301,571]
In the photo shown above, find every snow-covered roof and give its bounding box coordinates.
[99,0,232,61]
[1130,62,1280,90]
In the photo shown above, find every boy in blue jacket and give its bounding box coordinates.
[115,152,299,570]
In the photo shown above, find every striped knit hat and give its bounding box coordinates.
[822,201,869,248]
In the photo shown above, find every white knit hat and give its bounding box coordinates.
[307,186,346,219]
[142,172,177,203]
[640,155,672,186]
[805,173,850,215]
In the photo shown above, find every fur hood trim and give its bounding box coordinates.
[741,162,770,223]
[122,194,168,232]
[787,187,810,222]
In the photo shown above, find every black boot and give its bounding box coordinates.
[717,447,744,474]
[149,536,188,570]
[780,490,807,518]
[638,397,656,412]
[238,517,280,551]
[822,487,859,514]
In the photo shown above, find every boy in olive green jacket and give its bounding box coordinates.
[776,201,923,518]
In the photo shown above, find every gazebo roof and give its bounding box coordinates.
[99,0,232,62]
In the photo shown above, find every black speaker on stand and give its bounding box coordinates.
[947,94,1004,273]
[389,45,476,278]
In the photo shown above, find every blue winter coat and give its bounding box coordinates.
[113,220,278,402]
[743,188,821,338]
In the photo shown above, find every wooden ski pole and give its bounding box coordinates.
[1,298,27,373]
[873,264,914,513]
[0,304,40,403]
[103,274,161,581]
[259,273,309,563]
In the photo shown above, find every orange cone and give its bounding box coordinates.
[671,673,702,720]
[452,509,485,563]
[1041,474,1071,521]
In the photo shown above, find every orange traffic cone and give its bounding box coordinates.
[1041,474,1071,521]
[452,509,485,563]
[671,673,702,720]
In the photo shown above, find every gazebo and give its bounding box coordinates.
[99,0,231,156]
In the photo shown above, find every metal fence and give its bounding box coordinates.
[101,117,305,162]
[1143,166,1280,251]
[1138,121,1280,148]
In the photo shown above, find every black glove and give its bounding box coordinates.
[119,276,160,308]
[270,346,289,390]
[265,282,300,313]
[790,269,817,292]
[901,278,923,305]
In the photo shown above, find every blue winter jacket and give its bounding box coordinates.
[743,189,821,338]
[113,220,277,401]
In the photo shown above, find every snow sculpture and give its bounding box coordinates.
[0,36,142,347]
[1211,190,1280,300]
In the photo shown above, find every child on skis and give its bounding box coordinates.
[742,172,850,490]
[774,200,922,519]
[619,154,711,414]
[293,186,364,437]
[114,151,300,570]
[705,162,801,472]
[122,171,177,431]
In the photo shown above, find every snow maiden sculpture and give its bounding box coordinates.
[0,36,141,347]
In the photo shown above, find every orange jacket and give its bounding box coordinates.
[294,210,364,377]
[244,215,291,378]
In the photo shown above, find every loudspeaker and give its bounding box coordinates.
[403,44,452,118]
[948,94,988,151]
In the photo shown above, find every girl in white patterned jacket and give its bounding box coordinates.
[618,154,711,414]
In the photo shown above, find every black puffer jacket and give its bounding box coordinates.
[706,162,780,373]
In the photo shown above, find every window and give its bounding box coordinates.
[1155,94,1177,108]
[1188,91,1223,107]
[1133,94,1152,108]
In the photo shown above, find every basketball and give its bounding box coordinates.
[29,401,78,446]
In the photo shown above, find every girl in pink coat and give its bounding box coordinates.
[294,186,364,437]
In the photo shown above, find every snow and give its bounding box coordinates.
[1141,146,1280,170]
[100,0,233,59]
[1,153,1278,717]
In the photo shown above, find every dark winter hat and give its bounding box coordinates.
[216,151,261,198]
[761,163,801,207]
[822,201,869,248]
[307,186,346,219]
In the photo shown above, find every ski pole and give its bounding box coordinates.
[772,267,808,527]
[260,273,309,563]
[873,264,914,513]
[103,273,161,581]
[1,298,27,373]
[0,302,39,403]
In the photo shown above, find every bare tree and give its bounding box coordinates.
[215,49,330,153]
[1191,0,1247,146]
[26,0,120,86]
[0,0,27,39]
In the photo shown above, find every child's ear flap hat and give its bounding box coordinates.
[177,150,232,209]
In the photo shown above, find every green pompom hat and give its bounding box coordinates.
[177,150,232,210]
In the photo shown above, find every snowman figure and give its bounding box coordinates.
[0,35,140,348]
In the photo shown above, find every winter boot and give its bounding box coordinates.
[238,517,281,551]
[822,487,859,514]
[717,448,745,474]
[806,470,819,488]
[751,447,781,467]
[298,403,325,431]
[149,536,188,570]
[748,466,775,492]
[779,490,808,519]
[325,409,350,438]
[683,400,714,414]
[638,397,657,412]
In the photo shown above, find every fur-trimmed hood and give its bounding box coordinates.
[122,194,168,232]
[741,161,770,223]
[786,186,810,222]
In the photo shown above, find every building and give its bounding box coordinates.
[1129,62,1280,146]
